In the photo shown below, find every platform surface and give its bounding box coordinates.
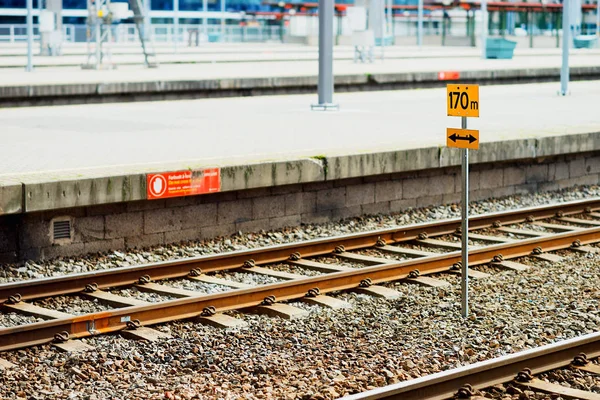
[1,79,599,214]
[1,80,599,178]
[1,44,600,86]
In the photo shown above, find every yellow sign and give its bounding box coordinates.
[447,84,479,118]
[447,128,479,150]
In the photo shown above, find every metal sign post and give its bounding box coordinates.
[174,0,179,51]
[596,0,599,38]
[203,0,208,38]
[560,0,570,96]
[446,84,480,318]
[481,0,488,59]
[417,0,424,47]
[26,0,33,72]
[460,117,469,318]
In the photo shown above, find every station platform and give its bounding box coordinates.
[1,81,599,261]
[1,44,600,107]
[3,42,599,68]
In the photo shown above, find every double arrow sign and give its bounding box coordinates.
[447,129,479,149]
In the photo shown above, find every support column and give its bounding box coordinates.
[481,0,487,58]
[26,0,33,71]
[174,0,179,48]
[596,0,599,37]
[203,0,208,37]
[417,0,423,46]
[311,0,338,110]
[560,0,570,95]
[221,0,226,39]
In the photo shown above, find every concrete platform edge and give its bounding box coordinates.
[2,66,600,107]
[2,132,599,215]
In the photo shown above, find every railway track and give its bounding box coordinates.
[343,331,600,400]
[1,198,600,352]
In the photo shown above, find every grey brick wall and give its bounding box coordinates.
[3,151,600,263]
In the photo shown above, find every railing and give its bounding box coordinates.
[0,23,287,44]
[0,24,75,42]
[0,18,596,45]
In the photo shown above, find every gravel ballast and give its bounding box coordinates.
[1,185,600,399]
[0,249,598,399]
[1,185,599,284]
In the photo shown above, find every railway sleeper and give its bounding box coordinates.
[251,302,309,320]
[353,283,401,299]
[531,246,564,263]
[121,326,172,342]
[52,336,94,354]
[405,269,451,288]
[197,313,248,330]
[81,289,150,308]
[448,262,491,279]
[301,288,351,309]
[513,377,600,400]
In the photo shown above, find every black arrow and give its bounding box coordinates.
[449,133,477,144]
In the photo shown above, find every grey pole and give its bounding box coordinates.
[203,0,208,37]
[596,0,599,37]
[312,0,338,110]
[417,0,424,46]
[560,0,570,95]
[220,0,225,39]
[174,0,179,49]
[145,0,151,40]
[26,0,33,71]
[387,0,393,43]
[461,116,470,318]
[481,0,487,58]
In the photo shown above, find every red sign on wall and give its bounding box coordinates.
[147,168,221,200]
[438,71,460,81]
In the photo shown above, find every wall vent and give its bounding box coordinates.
[52,219,72,241]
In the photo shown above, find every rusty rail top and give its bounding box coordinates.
[341,331,600,400]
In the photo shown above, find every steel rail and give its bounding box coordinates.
[0,198,598,303]
[1,223,600,351]
[341,331,600,400]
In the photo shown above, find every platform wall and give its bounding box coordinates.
[1,151,599,263]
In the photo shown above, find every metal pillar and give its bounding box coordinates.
[26,0,33,71]
[203,0,208,37]
[144,0,151,40]
[596,0,599,37]
[311,0,338,110]
[220,0,225,39]
[417,0,423,46]
[556,11,561,47]
[481,0,487,58]
[460,116,470,318]
[560,0,570,95]
[174,0,179,49]
[529,11,534,47]
[387,0,393,44]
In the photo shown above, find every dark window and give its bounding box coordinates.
[0,0,39,8]
[152,0,173,10]
[62,0,86,9]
